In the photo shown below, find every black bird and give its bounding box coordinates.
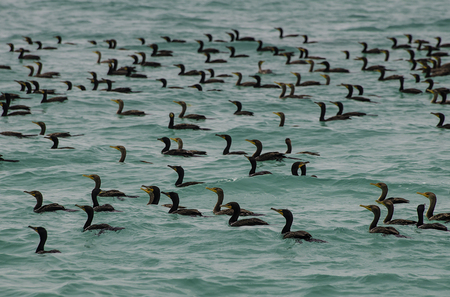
[314,102,351,122]
[28,226,61,254]
[167,165,204,187]
[271,208,326,242]
[167,112,210,130]
[229,100,253,115]
[76,205,124,232]
[161,192,202,216]
[246,156,272,177]
[221,202,268,226]
[216,134,247,155]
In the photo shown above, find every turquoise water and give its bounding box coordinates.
[2,0,450,296]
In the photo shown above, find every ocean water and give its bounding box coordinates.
[1,0,450,296]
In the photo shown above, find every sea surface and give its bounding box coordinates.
[1,0,450,296]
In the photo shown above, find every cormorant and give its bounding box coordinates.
[229,100,253,115]
[314,102,351,121]
[167,112,210,130]
[161,192,202,216]
[417,192,450,221]
[221,202,268,226]
[167,165,204,187]
[76,204,124,232]
[245,156,272,177]
[206,187,259,216]
[28,226,61,254]
[371,182,410,204]
[376,200,417,225]
[215,134,247,155]
[111,99,145,115]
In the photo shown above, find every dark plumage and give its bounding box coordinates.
[161,192,202,216]
[76,205,124,232]
[28,226,61,254]
[168,165,204,187]
[222,202,268,226]
[360,205,402,236]
[417,192,450,221]
[167,112,210,130]
[371,182,410,204]
[416,204,448,231]
[215,134,247,155]
[246,156,272,177]
[111,99,145,116]
[229,100,253,115]
[24,190,71,213]
[314,102,351,122]
[376,200,417,225]
[431,112,450,129]
[271,208,326,242]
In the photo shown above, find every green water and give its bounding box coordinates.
[1,0,450,296]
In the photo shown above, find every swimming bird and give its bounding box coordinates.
[417,192,450,221]
[246,139,297,161]
[215,134,247,155]
[40,90,68,103]
[0,154,19,162]
[314,102,351,121]
[45,135,75,149]
[157,78,183,89]
[135,52,162,67]
[229,100,253,115]
[111,99,145,116]
[231,29,256,42]
[250,75,279,88]
[76,205,124,232]
[33,121,83,138]
[24,190,74,213]
[203,53,227,63]
[17,48,40,60]
[221,202,268,226]
[173,101,206,120]
[174,64,200,75]
[157,137,195,157]
[398,77,422,94]
[416,204,448,231]
[376,200,417,225]
[330,101,368,117]
[195,40,220,53]
[233,72,256,87]
[431,112,450,129]
[28,226,61,254]
[167,165,204,187]
[290,161,315,177]
[83,174,137,198]
[110,145,126,162]
[161,192,202,216]
[148,43,173,57]
[257,61,273,74]
[167,112,210,130]
[246,156,272,177]
[275,27,298,38]
[226,46,249,58]
[271,208,326,242]
[360,205,403,236]
[371,182,409,204]
[170,137,207,155]
[359,42,382,54]
[206,187,260,216]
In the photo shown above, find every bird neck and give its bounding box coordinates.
[83,208,94,230]
[119,149,126,162]
[36,230,47,253]
[318,104,326,121]
[116,101,124,114]
[222,136,232,155]
[50,137,59,149]
[235,74,242,86]
[140,53,147,64]
[149,188,160,205]
[251,143,262,158]
[36,63,42,75]
[335,103,344,116]
[174,169,184,186]
[426,196,437,219]
[41,91,48,103]
[278,84,287,98]
[383,204,394,223]
[178,104,186,118]
[417,207,424,227]
[285,139,291,153]
[91,188,100,207]
[345,86,353,98]
[213,191,224,213]
[34,193,43,210]
[399,79,405,91]
[161,139,170,153]
[360,58,368,70]
[168,194,180,213]
[229,204,241,224]
[177,64,185,74]
[288,85,295,96]
[281,213,293,233]
[248,157,257,175]
[294,74,301,86]
[370,210,380,230]
[199,72,206,83]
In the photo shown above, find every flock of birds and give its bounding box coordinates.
[1,27,450,254]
